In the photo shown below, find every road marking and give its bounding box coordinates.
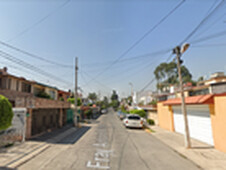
[93,143,106,147]
[87,142,113,169]
[86,161,110,169]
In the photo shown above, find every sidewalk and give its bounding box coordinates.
[149,125,226,170]
[0,125,78,169]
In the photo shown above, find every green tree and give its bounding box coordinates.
[126,96,133,106]
[0,95,14,130]
[111,90,118,101]
[197,76,204,82]
[88,92,97,103]
[154,61,192,91]
[110,90,119,110]
[67,97,82,106]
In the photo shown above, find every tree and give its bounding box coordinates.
[197,76,204,82]
[111,90,119,110]
[111,90,118,101]
[0,95,13,130]
[67,97,82,106]
[88,92,97,103]
[126,96,133,106]
[100,96,109,109]
[154,61,192,91]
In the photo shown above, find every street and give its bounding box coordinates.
[18,109,199,170]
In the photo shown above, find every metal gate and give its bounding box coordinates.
[66,109,74,124]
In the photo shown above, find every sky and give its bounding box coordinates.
[0,0,226,98]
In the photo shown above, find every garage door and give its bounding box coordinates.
[173,105,214,145]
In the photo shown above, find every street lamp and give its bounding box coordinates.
[173,43,191,148]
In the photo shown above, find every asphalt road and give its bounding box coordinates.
[18,109,200,170]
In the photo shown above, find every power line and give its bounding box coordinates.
[192,43,226,47]
[8,0,71,42]
[81,70,112,91]
[140,77,156,93]
[138,53,174,92]
[82,48,171,68]
[179,0,225,45]
[0,40,73,68]
[0,50,73,87]
[85,0,186,84]
[139,0,225,93]
[190,30,226,44]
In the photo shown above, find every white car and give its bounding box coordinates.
[123,114,144,129]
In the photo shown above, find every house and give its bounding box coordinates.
[58,90,71,102]
[136,91,157,105]
[155,72,226,101]
[0,67,71,139]
[157,93,226,153]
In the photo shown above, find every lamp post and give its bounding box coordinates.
[173,43,191,148]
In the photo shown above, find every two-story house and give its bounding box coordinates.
[0,67,71,139]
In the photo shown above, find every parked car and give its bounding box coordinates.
[101,109,107,114]
[123,114,144,129]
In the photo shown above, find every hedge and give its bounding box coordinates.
[130,109,146,118]
[0,95,13,130]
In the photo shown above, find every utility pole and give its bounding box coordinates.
[74,57,78,127]
[174,45,191,148]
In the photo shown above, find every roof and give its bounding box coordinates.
[138,105,157,111]
[163,94,214,105]
[36,82,58,90]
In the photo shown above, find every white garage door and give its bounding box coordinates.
[173,105,214,145]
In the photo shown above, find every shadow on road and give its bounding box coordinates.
[0,167,17,170]
[29,124,91,145]
[192,146,214,149]
[58,126,91,144]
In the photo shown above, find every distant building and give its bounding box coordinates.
[155,72,226,101]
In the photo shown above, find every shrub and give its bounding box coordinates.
[120,105,129,113]
[84,109,92,119]
[0,95,14,130]
[67,97,82,106]
[130,109,146,118]
[147,119,155,125]
[148,100,157,106]
[36,91,51,99]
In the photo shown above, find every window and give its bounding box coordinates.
[49,90,56,99]
[128,116,140,120]
[0,78,2,88]
[7,78,11,90]
[16,80,20,91]
[22,82,31,93]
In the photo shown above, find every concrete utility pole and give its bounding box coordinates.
[74,57,78,127]
[174,45,191,148]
